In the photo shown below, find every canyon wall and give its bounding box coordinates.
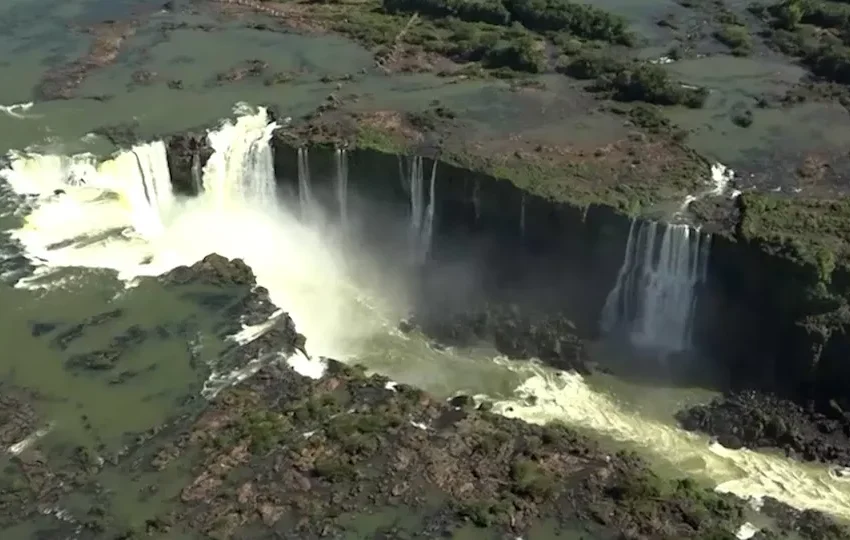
[164,133,850,406]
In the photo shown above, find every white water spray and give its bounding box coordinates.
[205,111,277,210]
[601,220,710,353]
[0,102,35,119]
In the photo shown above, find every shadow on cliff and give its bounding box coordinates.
[261,142,732,397]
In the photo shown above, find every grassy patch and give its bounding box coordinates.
[714,24,753,55]
[738,191,850,277]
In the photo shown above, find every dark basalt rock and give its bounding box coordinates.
[406,304,590,373]
[164,132,212,196]
[676,391,850,467]
[50,308,124,350]
[147,358,750,539]
[65,325,149,373]
[91,122,140,147]
[161,254,256,288]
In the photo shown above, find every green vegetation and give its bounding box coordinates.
[561,51,709,107]
[307,0,708,107]
[714,24,753,55]
[382,0,634,44]
[738,191,850,277]
[752,0,850,84]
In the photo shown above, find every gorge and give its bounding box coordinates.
[4,0,850,537]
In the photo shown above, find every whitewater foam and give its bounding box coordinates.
[0,102,35,119]
[492,365,850,520]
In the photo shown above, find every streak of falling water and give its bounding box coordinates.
[297,147,314,221]
[335,148,349,230]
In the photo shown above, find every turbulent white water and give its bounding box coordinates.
[0,101,35,119]
[601,220,710,353]
[4,104,850,522]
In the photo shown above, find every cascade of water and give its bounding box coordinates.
[297,147,313,219]
[335,148,349,229]
[132,141,174,219]
[190,149,203,193]
[204,108,277,210]
[418,159,437,264]
[95,141,173,238]
[601,219,710,353]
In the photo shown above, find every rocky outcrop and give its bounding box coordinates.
[34,21,137,100]
[161,253,282,336]
[165,132,213,196]
[140,359,752,539]
[403,305,591,373]
[676,391,850,468]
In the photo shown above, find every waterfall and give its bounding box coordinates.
[335,148,349,229]
[91,141,174,238]
[419,160,436,264]
[190,149,203,193]
[132,141,174,219]
[297,147,314,220]
[601,220,710,353]
[204,108,277,210]
[401,156,437,265]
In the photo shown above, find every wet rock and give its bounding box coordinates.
[51,309,124,350]
[35,21,137,100]
[65,325,148,372]
[130,69,157,86]
[410,304,590,374]
[676,390,850,467]
[0,387,39,448]
[165,132,212,196]
[161,254,256,288]
[448,394,474,409]
[92,122,139,147]
[29,322,58,337]
[213,59,268,85]
[264,71,296,86]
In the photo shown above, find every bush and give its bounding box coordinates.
[504,0,634,44]
[714,24,753,55]
[563,52,709,108]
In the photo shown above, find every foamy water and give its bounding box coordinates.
[0,102,35,120]
[3,104,850,523]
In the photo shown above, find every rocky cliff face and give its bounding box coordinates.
[159,120,850,410]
